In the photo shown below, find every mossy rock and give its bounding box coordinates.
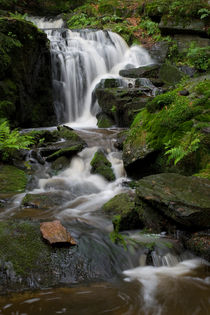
[135,173,210,230]
[90,150,115,182]
[0,165,27,193]
[46,144,84,162]
[159,63,184,85]
[51,156,70,171]
[21,192,71,210]
[119,64,160,79]
[182,232,210,262]
[97,112,115,128]
[102,192,143,231]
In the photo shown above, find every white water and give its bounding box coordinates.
[28,17,153,127]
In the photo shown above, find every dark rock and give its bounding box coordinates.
[96,87,150,127]
[0,18,56,128]
[0,220,132,293]
[159,18,208,37]
[96,112,115,128]
[40,220,76,245]
[179,90,190,96]
[119,64,160,79]
[102,192,143,231]
[21,191,71,210]
[178,65,196,77]
[135,173,210,230]
[114,130,128,150]
[182,231,210,262]
[46,144,84,162]
[147,41,169,64]
[159,63,184,85]
[51,156,70,171]
[90,149,115,181]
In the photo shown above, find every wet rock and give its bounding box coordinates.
[135,173,210,230]
[0,220,133,293]
[102,192,143,231]
[51,156,70,171]
[96,87,150,127]
[119,64,160,79]
[96,112,115,128]
[46,144,84,162]
[114,130,128,150]
[90,149,116,182]
[0,165,27,193]
[40,220,76,245]
[182,231,210,262]
[21,191,71,210]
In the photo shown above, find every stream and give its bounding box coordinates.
[0,17,209,315]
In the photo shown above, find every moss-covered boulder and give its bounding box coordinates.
[96,87,150,127]
[0,17,55,128]
[102,192,143,231]
[182,231,210,262]
[51,156,70,171]
[21,192,71,210]
[96,112,115,128]
[119,64,160,79]
[0,165,27,193]
[135,173,210,230]
[0,219,132,293]
[90,150,115,181]
[46,144,84,162]
[159,63,184,86]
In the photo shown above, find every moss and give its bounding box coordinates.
[46,144,84,162]
[90,150,115,181]
[97,114,114,128]
[0,165,27,193]
[0,220,51,277]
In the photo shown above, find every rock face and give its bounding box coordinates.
[119,64,160,78]
[40,220,76,245]
[135,173,210,230]
[90,150,116,181]
[0,18,55,128]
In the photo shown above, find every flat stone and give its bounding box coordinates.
[40,220,76,245]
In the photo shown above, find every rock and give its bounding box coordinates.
[46,144,84,162]
[114,130,128,150]
[96,112,115,128]
[0,165,27,193]
[102,192,143,231]
[159,63,184,85]
[159,18,207,37]
[119,64,160,79]
[90,149,116,181]
[21,191,71,210]
[96,87,150,127]
[40,220,76,245]
[51,156,70,171]
[179,90,190,96]
[173,35,210,54]
[178,65,196,77]
[182,231,210,262]
[147,41,169,64]
[0,18,56,128]
[135,173,210,230]
[0,220,133,293]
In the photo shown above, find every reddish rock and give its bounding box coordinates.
[40,220,76,245]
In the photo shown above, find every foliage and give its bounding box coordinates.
[186,43,210,71]
[8,11,28,20]
[198,8,210,20]
[67,13,99,29]
[0,120,34,161]
[139,18,160,36]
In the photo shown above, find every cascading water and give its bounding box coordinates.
[28,17,153,126]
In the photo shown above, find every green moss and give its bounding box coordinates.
[46,144,84,162]
[0,165,27,193]
[0,220,51,276]
[90,150,115,181]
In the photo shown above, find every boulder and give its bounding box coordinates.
[0,18,56,128]
[147,41,169,64]
[96,112,115,128]
[96,87,150,127]
[135,173,210,230]
[40,220,76,245]
[21,191,71,210]
[102,192,143,231]
[159,63,184,85]
[119,64,160,79]
[46,144,84,162]
[90,149,116,181]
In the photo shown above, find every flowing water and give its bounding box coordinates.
[0,17,209,315]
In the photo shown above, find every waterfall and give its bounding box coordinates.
[28,17,153,127]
